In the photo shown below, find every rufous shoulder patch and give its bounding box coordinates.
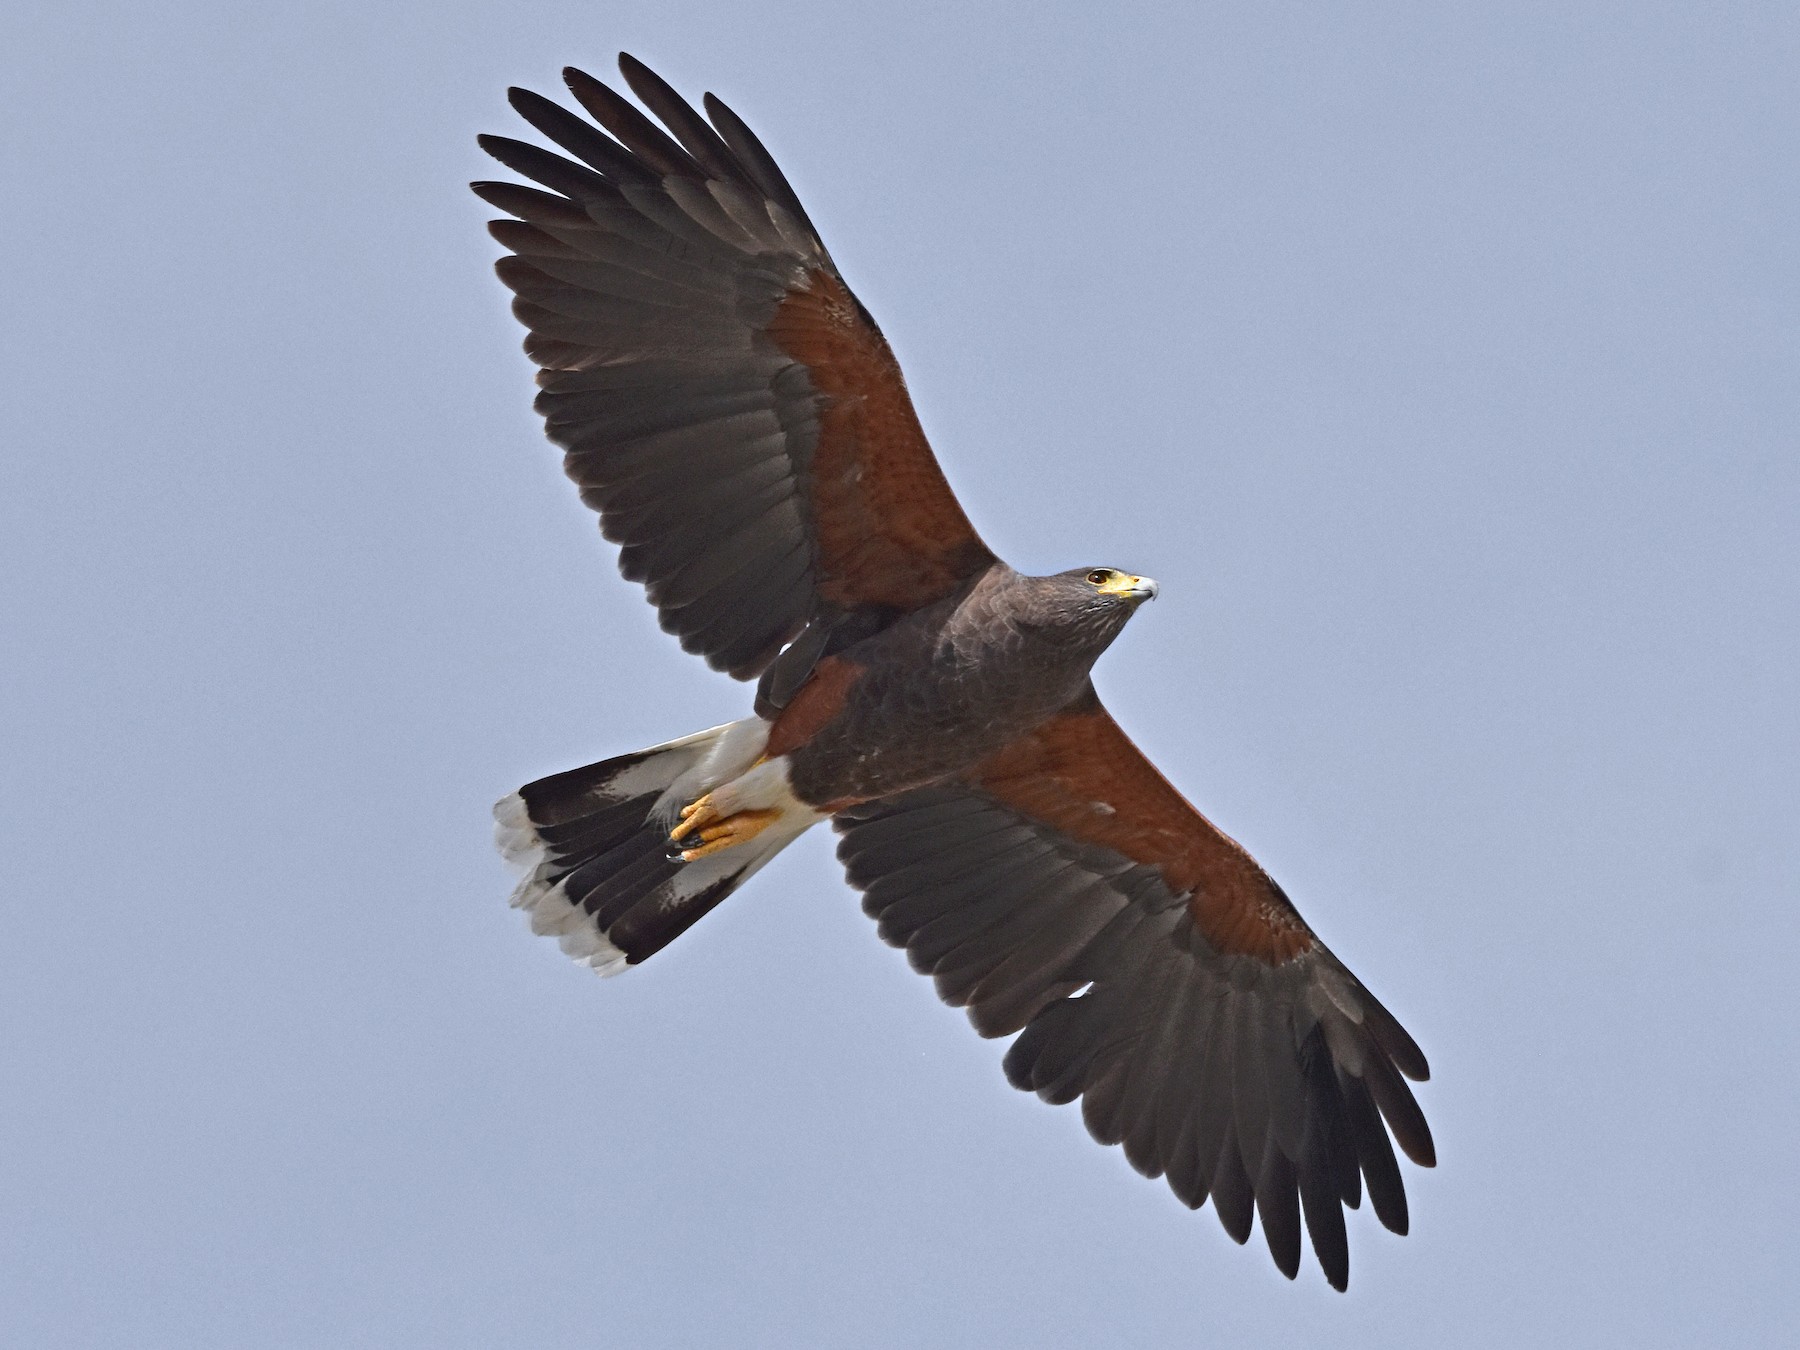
[764,654,865,759]
[973,707,1314,966]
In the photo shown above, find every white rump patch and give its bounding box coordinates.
[606,720,753,803]
[650,717,771,829]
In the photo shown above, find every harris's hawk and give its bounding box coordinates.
[479,55,1433,1291]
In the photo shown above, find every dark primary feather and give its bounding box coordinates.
[564,66,705,181]
[617,55,751,185]
[700,91,830,257]
[508,86,654,184]
[478,134,614,202]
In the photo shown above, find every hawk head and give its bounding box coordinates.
[998,566,1159,655]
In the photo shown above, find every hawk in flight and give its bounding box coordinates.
[478,55,1433,1290]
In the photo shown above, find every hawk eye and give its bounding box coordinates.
[1086,569,1112,586]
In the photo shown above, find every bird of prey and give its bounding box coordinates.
[477,54,1433,1291]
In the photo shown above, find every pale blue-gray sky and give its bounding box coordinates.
[4,2,1797,1346]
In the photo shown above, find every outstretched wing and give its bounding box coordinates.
[833,692,1433,1291]
[476,55,996,680]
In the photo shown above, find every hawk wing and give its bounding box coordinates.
[476,55,996,681]
[834,691,1433,1290]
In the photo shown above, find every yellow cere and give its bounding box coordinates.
[1092,570,1158,601]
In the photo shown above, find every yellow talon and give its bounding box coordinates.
[675,807,781,861]
[666,793,718,843]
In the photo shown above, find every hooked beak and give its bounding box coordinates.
[1100,573,1159,604]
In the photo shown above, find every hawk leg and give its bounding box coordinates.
[666,794,783,862]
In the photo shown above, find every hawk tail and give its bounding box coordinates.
[494,719,811,973]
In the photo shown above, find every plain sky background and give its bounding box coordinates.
[4,2,1796,1346]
